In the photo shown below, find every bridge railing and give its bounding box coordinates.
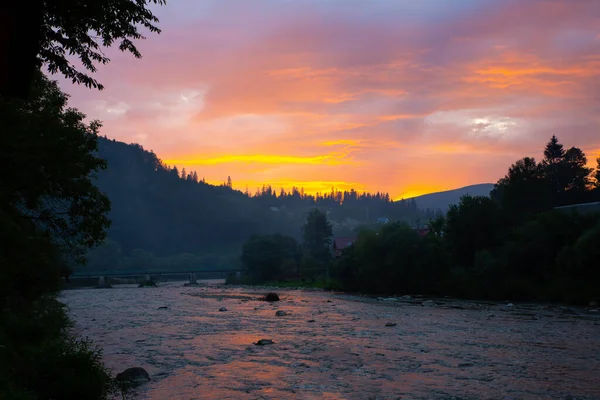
[71,269,244,278]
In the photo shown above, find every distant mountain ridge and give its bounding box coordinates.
[406,184,495,211]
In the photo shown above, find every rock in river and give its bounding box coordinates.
[275,310,287,316]
[219,307,227,312]
[116,367,151,387]
[385,322,397,327]
[264,293,280,302]
[422,300,436,307]
[255,339,275,346]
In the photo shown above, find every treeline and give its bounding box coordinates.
[229,209,334,284]
[333,136,600,304]
[84,137,437,271]
[85,240,240,273]
[234,136,600,305]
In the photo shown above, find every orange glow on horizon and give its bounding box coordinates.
[164,152,359,166]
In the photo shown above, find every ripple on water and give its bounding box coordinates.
[60,283,600,400]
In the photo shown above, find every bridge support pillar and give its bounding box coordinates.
[96,275,112,289]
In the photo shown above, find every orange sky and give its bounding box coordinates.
[60,0,600,199]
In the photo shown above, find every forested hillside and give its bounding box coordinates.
[84,137,439,271]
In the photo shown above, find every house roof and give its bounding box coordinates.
[333,237,356,249]
[415,228,430,237]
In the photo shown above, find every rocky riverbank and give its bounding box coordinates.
[61,282,600,399]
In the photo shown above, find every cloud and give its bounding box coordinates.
[58,0,600,197]
[164,151,358,166]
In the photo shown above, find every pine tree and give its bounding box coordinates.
[563,147,592,193]
[227,176,232,188]
[541,136,566,206]
[543,135,565,165]
[301,208,333,266]
[191,171,199,183]
[181,168,187,180]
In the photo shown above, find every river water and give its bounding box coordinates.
[60,282,600,400]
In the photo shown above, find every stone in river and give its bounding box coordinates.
[219,307,227,312]
[275,310,287,316]
[422,300,436,307]
[116,367,151,387]
[385,322,397,327]
[255,339,275,346]
[263,293,280,302]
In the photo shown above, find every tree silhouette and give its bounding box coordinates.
[0,0,166,99]
[491,157,549,218]
[595,157,600,189]
[1,72,110,258]
[445,195,505,268]
[241,234,299,282]
[302,209,333,265]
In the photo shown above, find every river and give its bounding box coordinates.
[60,282,600,400]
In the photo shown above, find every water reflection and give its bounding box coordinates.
[60,283,600,399]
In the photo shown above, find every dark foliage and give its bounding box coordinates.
[83,137,437,271]
[332,136,600,304]
[240,234,301,282]
[301,208,334,267]
[0,298,115,400]
[445,195,506,268]
[0,73,116,398]
[0,72,111,264]
[0,0,166,98]
[333,223,450,295]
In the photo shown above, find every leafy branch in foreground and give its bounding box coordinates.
[0,72,111,263]
[0,0,166,98]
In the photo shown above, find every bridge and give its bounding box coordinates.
[68,269,244,288]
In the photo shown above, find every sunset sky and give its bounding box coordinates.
[61,0,600,199]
